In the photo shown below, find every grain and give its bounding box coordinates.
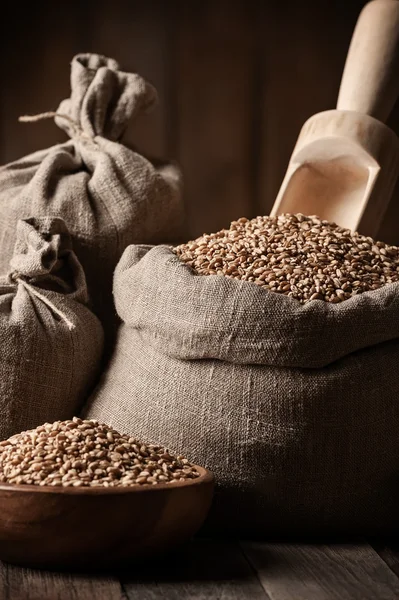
[0,418,199,488]
[174,213,399,304]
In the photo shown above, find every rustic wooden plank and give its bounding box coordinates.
[176,0,258,238]
[87,0,171,160]
[120,539,268,600]
[242,541,399,600]
[124,2,173,161]
[1,1,171,165]
[0,561,124,600]
[373,541,399,579]
[0,12,7,165]
[258,0,365,216]
[377,98,399,245]
[1,2,82,164]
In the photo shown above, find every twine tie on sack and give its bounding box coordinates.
[15,277,75,330]
[19,112,96,144]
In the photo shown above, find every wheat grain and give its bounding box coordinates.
[174,214,399,303]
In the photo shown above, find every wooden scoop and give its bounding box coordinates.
[270,0,399,237]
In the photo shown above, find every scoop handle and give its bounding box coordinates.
[337,0,399,123]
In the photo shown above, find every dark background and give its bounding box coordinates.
[2,0,399,242]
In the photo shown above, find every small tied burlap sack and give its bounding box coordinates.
[0,53,183,346]
[0,217,103,441]
[85,244,399,536]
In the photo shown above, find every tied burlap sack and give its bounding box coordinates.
[0,217,103,441]
[0,53,182,344]
[85,244,399,536]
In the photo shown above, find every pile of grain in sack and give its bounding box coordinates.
[174,213,399,303]
[85,213,399,536]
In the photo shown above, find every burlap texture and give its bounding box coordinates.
[86,244,399,535]
[0,217,103,441]
[0,54,183,344]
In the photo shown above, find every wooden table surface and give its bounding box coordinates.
[2,538,399,600]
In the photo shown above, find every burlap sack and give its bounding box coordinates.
[85,244,399,536]
[0,53,182,344]
[0,217,103,441]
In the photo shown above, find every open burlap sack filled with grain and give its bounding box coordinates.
[0,53,182,345]
[0,217,103,441]
[85,244,399,536]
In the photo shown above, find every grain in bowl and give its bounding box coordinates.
[0,418,199,488]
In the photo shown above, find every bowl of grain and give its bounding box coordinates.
[0,418,214,570]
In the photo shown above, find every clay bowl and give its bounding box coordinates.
[0,466,214,570]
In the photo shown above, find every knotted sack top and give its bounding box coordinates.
[114,245,399,369]
[3,217,95,330]
[21,54,157,143]
[57,53,156,141]
[5,53,182,346]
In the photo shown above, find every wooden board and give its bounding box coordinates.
[1,539,399,599]
[242,541,399,600]
[257,0,366,217]
[0,562,124,600]
[176,0,257,238]
[377,98,399,245]
[120,539,267,600]
[373,541,399,578]
[1,2,82,164]
[85,0,172,161]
